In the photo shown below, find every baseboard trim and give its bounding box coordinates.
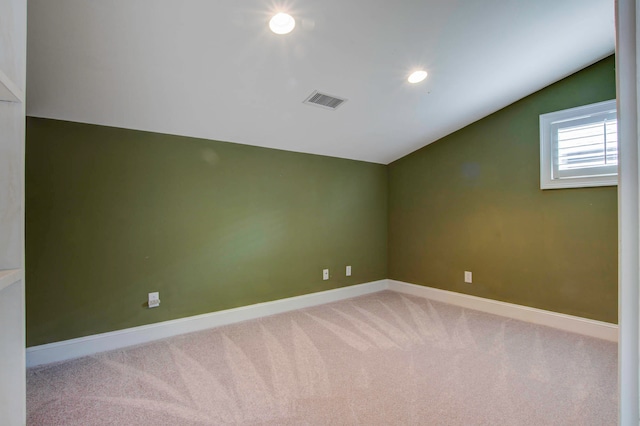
[387,280,618,342]
[27,278,618,367]
[26,280,387,367]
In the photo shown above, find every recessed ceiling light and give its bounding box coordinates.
[408,70,428,84]
[269,13,296,35]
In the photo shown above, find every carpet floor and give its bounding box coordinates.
[26,290,618,425]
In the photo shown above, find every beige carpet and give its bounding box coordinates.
[27,291,617,425]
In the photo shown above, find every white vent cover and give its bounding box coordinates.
[303,90,347,110]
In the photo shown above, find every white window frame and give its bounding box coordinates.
[539,99,618,189]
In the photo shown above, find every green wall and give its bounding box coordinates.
[388,56,617,323]
[26,119,388,346]
[26,56,618,346]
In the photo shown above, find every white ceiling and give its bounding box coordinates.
[26,0,615,164]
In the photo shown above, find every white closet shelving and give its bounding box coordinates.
[0,68,23,103]
[0,269,22,292]
[0,1,27,422]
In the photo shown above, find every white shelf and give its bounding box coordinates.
[0,69,23,103]
[0,269,22,292]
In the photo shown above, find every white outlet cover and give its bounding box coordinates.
[346,265,352,276]
[464,271,472,283]
[148,292,160,308]
[322,269,329,280]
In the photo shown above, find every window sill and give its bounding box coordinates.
[541,175,618,190]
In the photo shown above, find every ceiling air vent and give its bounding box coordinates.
[303,90,347,110]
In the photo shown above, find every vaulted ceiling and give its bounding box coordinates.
[26,0,615,164]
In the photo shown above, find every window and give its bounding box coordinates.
[539,99,618,189]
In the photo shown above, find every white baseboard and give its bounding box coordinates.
[27,278,618,367]
[388,280,618,342]
[26,280,387,367]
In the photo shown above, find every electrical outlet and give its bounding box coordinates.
[464,271,472,284]
[346,265,352,276]
[323,269,329,280]
[148,292,160,308]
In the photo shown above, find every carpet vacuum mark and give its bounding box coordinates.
[27,291,617,425]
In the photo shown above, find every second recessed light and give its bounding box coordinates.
[269,13,296,35]
[408,70,428,84]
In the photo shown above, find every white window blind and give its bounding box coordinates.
[540,100,618,189]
